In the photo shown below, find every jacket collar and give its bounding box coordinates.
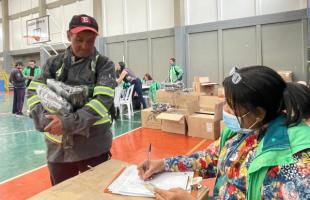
[262,115,290,152]
[64,46,97,66]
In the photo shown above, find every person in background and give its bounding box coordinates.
[23,59,41,87]
[168,58,183,83]
[138,66,310,200]
[9,61,30,116]
[143,73,160,103]
[26,14,115,185]
[116,61,146,109]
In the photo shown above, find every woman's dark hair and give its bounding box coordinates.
[169,58,176,62]
[144,73,153,81]
[285,83,310,120]
[29,59,36,64]
[118,61,126,72]
[223,66,310,126]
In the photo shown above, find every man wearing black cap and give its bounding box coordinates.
[26,14,116,185]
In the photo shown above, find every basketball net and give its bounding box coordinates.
[23,35,41,43]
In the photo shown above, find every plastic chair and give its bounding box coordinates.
[120,85,135,118]
[114,86,123,117]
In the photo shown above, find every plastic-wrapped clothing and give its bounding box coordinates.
[46,79,88,109]
[36,84,75,148]
[36,84,73,114]
[26,47,116,163]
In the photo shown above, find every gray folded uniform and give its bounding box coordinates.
[36,84,73,115]
[46,79,88,109]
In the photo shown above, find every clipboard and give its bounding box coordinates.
[104,166,209,199]
[103,167,126,193]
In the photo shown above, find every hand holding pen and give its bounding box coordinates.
[137,144,165,180]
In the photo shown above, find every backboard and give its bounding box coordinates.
[26,15,50,44]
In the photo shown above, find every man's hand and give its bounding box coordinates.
[44,115,64,135]
[154,188,195,200]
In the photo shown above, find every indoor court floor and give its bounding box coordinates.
[0,92,215,200]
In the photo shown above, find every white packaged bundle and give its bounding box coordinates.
[36,84,73,115]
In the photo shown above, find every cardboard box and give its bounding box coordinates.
[198,96,224,121]
[192,76,217,95]
[188,114,220,140]
[193,82,217,96]
[141,108,161,129]
[277,70,293,82]
[194,76,210,83]
[156,112,186,134]
[156,90,200,112]
[217,87,225,98]
[157,89,176,105]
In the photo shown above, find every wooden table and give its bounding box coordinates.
[30,159,150,200]
[30,159,209,200]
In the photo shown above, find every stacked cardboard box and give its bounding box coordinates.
[277,70,293,82]
[152,90,200,134]
[156,89,200,107]
[217,87,225,98]
[141,108,162,129]
[156,110,187,134]
[192,76,217,95]
[188,96,225,140]
[143,79,224,138]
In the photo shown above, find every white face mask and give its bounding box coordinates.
[223,110,258,134]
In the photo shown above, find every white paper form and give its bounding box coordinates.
[107,165,193,197]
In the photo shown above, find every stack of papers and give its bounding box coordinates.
[107,165,193,197]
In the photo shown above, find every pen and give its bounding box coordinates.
[146,143,152,171]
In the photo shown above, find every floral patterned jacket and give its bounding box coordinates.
[164,116,310,199]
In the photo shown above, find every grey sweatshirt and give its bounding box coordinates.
[9,68,26,88]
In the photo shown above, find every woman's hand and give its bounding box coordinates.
[137,159,165,180]
[154,188,195,200]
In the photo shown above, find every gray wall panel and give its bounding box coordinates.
[188,31,219,83]
[262,21,304,81]
[151,36,175,81]
[223,26,257,76]
[127,39,148,78]
[106,42,125,64]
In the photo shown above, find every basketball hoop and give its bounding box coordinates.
[26,15,50,45]
[23,35,41,42]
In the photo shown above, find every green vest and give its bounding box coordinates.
[218,116,310,200]
[148,81,161,102]
[169,64,183,83]
[23,66,41,78]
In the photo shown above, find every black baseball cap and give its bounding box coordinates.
[69,14,99,35]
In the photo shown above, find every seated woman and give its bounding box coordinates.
[143,73,161,103]
[115,62,146,109]
[138,66,310,200]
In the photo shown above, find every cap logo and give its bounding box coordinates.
[80,16,91,24]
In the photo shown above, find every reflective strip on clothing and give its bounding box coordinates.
[93,115,111,125]
[93,86,114,97]
[56,63,64,79]
[44,132,62,144]
[27,95,41,109]
[45,107,56,114]
[27,81,46,90]
[85,99,108,117]
[91,54,100,72]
